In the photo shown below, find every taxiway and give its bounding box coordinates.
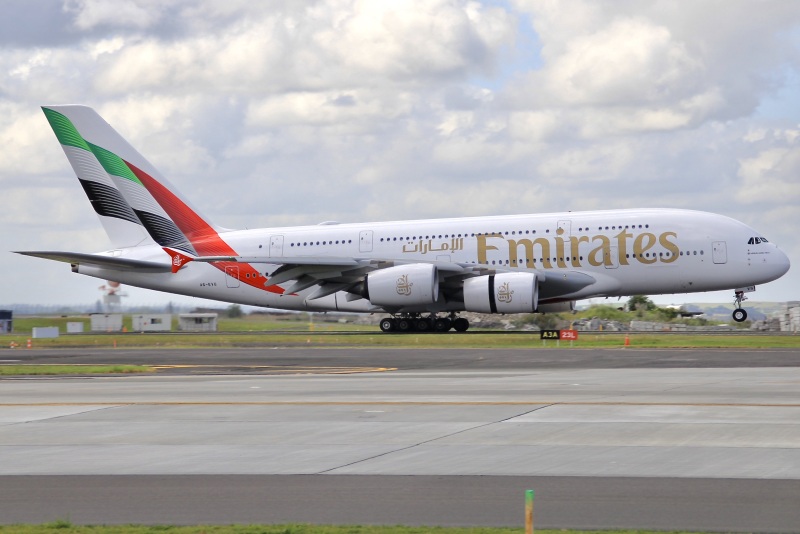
[1,347,799,531]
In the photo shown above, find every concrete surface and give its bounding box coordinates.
[1,347,799,531]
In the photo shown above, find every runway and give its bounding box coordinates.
[1,347,800,531]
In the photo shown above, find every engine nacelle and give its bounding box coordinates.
[463,272,539,314]
[365,263,439,307]
[536,301,575,313]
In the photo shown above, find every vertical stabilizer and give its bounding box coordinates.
[42,107,151,249]
[42,105,223,254]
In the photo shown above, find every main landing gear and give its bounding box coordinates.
[379,313,469,333]
[732,290,748,322]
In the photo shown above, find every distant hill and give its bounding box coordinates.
[679,302,787,322]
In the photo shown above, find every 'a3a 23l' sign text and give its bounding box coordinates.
[540,329,578,340]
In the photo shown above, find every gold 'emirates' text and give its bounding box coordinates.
[476,228,680,268]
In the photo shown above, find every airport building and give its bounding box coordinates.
[131,314,172,332]
[782,302,800,332]
[178,313,218,332]
[0,310,12,333]
[89,313,124,332]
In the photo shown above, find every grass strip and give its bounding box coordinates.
[0,522,713,534]
[0,365,153,376]
[4,332,799,349]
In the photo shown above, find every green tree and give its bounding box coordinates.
[226,304,243,318]
[628,295,656,312]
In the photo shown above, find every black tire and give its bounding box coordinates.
[732,308,748,322]
[415,319,431,332]
[434,318,451,332]
[396,318,412,332]
[453,317,469,332]
[379,318,395,332]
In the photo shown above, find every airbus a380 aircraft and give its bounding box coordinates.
[16,106,791,332]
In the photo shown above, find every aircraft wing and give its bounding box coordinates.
[227,256,475,299]
[184,253,598,302]
[14,251,173,273]
[17,247,599,304]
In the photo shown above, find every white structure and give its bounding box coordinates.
[90,313,123,332]
[32,326,59,338]
[132,314,172,332]
[98,281,127,313]
[178,313,218,332]
[66,322,84,333]
[781,302,800,333]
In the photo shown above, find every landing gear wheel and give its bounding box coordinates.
[379,318,395,332]
[434,317,452,332]
[732,290,748,323]
[396,318,412,332]
[453,317,469,332]
[415,319,431,332]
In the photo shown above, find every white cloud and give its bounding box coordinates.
[64,0,167,30]
[314,0,514,78]
[0,0,798,305]
[0,104,64,177]
[535,142,635,182]
[509,0,800,138]
[247,90,414,129]
[736,144,800,204]
[542,17,703,106]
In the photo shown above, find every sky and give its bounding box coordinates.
[1,0,799,309]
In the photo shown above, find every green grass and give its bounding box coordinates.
[217,315,375,332]
[2,330,799,350]
[0,523,716,534]
[0,365,153,375]
[9,316,91,331]
[7,314,372,334]
[4,314,799,350]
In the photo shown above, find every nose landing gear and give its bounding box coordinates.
[732,290,748,322]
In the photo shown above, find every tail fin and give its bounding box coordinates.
[42,105,222,255]
[43,106,152,249]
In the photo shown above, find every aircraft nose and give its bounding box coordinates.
[775,247,791,277]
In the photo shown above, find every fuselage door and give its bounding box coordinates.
[269,235,284,258]
[712,241,727,264]
[359,230,373,253]
[557,220,572,236]
[225,265,240,288]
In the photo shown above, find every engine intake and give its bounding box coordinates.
[463,272,539,314]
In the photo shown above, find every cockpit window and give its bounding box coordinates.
[748,237,769,244]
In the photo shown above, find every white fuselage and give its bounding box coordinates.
[76,208,790,312]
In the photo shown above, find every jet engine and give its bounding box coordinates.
[364,263,439,307]
[463,272,539,313]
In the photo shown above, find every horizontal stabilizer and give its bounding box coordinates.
[15,251,172,273]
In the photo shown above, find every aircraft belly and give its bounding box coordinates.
[614,265,684,295]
